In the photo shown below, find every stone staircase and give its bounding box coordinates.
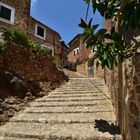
[0,76,121,139]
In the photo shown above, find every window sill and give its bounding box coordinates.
[0,18,14,25]
[35,34,46,40]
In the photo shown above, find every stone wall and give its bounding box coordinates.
[0,1,63,68]
[27,17,62,67]
[104,18,140,139]
[0,43,67,83]
[95,65,104,79]
[104,55,140,140]
[0,0,30,30]
[77,62,87,76]
[68,35,80,63]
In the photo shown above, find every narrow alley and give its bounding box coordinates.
[0,71,121,140]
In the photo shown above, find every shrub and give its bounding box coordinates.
[2,28,51,57]
[2,28,28,46]
[0,42,6,55]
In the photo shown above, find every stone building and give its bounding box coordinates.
[0,0,64,67]
[60,41,68,67]
[68,34,104,78]
[104,19,140,140]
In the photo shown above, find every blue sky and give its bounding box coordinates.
[31,0,103,44]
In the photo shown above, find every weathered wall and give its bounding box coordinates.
[68,36,80,63]
[77,62,87,76]
[104,55,140,140]
[104,18,140,139]
[60,43,68,66]
[79,38,91,62]
[0,1,62,68]
[95,65,104,79]
[27,17,62,67]
[0,43,67,83]
[0,0,30,30]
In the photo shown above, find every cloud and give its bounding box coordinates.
[31,0,38,8]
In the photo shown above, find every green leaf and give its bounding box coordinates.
[95,29,107,37]
[92,24,99,32]
[79,18,88,28]
[88,18,93,28]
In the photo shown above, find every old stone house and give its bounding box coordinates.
[68,34,104,78]
[103,18,140,140]
[60,41,68,67]
[0,0,65,67]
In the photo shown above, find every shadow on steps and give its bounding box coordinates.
[94,119,121,135]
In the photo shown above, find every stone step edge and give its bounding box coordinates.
[26,110,114,114]
[47,95,100,98]
[0,134,117,140]
[10,119,116,124]
[36,98,108,102]
[0,133,44,140]
[30,103,109,107]
[0,136,39,140]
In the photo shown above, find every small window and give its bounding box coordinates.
[73,47,80,56]
[74,50,76,56]
[0,2,15,24]
[35,24,46,40]
[41,44,54,56]
[77,48,80,54]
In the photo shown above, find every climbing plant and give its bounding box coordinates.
[79,0,140,69]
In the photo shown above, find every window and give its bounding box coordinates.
[0,2,15,25]
[41,44,54,56]
[35,24,46,40]
[73,47,80,56]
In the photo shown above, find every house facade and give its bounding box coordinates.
[60,41,68,67]
[0,0,63,67]
[68,34,104,78]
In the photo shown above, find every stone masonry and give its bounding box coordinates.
[68,34,104,78]
[0,0,65,67]
[0,43,67,82]
[104,19,140,139]
[0,70,121,140]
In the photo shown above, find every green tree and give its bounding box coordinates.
[79,0,140,69]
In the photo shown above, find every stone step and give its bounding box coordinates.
[36,96,108,102]
[60,85,95,87]
[51,91,101,94]
[36,98,109,103]
[55,90,100,93]
[47,94,101,98]
[26,104,114,113]
[26,108,114,114]
[11,112,116,124]
[56,88,99,91]
[0,137,39,140]
[0,122,116,140]
[30,100,110,107]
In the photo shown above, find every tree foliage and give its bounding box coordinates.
[80,0,140,69]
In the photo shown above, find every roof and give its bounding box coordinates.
[30,16,61,39]
[60,41,68,49]
[68,34,82,45]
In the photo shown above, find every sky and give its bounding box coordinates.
[31,0,103,44]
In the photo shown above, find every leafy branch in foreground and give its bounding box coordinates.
[80,0,140,69]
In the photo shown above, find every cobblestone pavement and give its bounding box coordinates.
[0,70,122,140]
